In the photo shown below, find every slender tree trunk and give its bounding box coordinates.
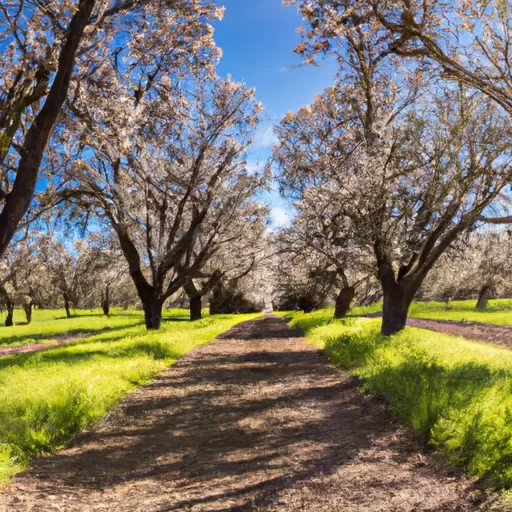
[476,285,492,310]
[64,293,71,319]
[334,286,355,319]
[23,301,33,324]
[142,296,163,330]
[190,295,202,321]
[0,285,14,326]
[102,285,110,316]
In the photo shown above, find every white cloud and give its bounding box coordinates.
[252,125,278,150]
[269,206,292,230]
[245,160,261,175]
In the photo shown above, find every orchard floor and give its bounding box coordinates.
[0,316,498,511]
[0,333,87,356]
[408,317,512,350]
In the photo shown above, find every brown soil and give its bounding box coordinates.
[0,315,500,511]
[0,334,86,357]
[407,317,512,350]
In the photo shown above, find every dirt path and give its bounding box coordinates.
[407,317,512,350]
[0,315,496,511]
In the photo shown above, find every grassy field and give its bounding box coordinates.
[409,299,512,325]
[282,309,512,489]
[0,311,259,481]
[314,298,512,326]
[0,308,187,348]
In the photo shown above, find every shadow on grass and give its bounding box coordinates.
[161,317,190,323]
[0,321,146,348]
[52,313,143,320]
[0,323,153,370]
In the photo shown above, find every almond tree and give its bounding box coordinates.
[0,0,222,258]
[274,31,512,333]
[56,72,265,329]
[272,246,339,313]
[279,194,375,317]
[40,234,110,317]
[421,231,512,308]
[184,202,269,320]
[0,234,45,325]
[288,0,512,114]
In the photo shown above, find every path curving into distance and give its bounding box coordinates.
[0,315,492,511]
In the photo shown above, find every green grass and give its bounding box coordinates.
[284,309,512,489]
[410,299,512,326]
[0,308,189,348]
[281,298,512,326]
[0,312,259,481]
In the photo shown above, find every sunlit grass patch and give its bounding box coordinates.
[0,308,190,348]
[0,312,259,481]
[278,298,512,326]
[286,309,512,488]
[409,299,512,326]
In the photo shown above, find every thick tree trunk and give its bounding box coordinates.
[102,285,110,316]
[299,298,315,314]
[0,0,96,259]
[4,305,14,327]
[64,294,71,319]
[381,285,414,335]
[184,280,203,321]
[190,295,202,321]
[334,286,355,319]
[23,301,33,324]
[142,297,163,330]
[476,285,492,310]
[209,281,223,315]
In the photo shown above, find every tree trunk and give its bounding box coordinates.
[142,297,163,330]
[299,298,315,314]
[64,293,71,319]
[381,284,414,335]
[334,286,355,319]
[102,285,110,316]
[209,282,223,315]
[0,0,96,259]
[476,285,492,310]
[190,295,202,321]
[23,301,33,324]
[4,304,14,327]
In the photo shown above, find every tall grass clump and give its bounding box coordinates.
[0,313,259,481]
[286,309,512,488]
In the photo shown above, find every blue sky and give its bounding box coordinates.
[213,1,337,228]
